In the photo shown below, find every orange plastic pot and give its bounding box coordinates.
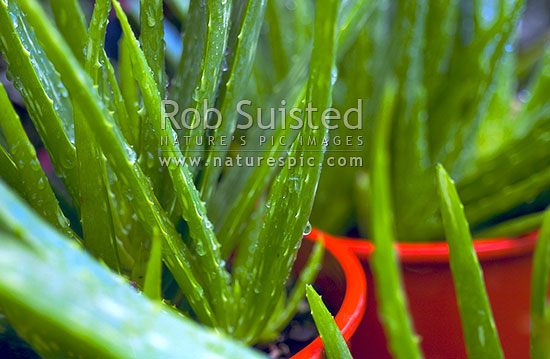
[292,233,366,359]
[313,229,541,359]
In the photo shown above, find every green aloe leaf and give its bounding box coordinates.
[422,0,458,96]
[464,168,550,225]
[140,0,166,96]
[436,164,503,359]
[0,83,73,238]
[172,0,208,115]
[0,181,266,359]
[530,207,550,359]
[337,0,375,57]
[474,211,544,239]
[233,0,341,343]
[136,0,169,193]
[210,0,370,254]
[15,0,214,325]
[390,0,432,243]
[369,79,423,359]
[85,0,111,85]
[113,0,231,327]
[0,0,79,205]
[199,0,268,203]
[306,285,352,359]
[460,125,550,205]
[175,0,232,163]
[210,87,305,258]
[48,0,87,64]
[0,146,23,196]
[265,0,289,81]
[74,0,122,272]
[119,34,142,148]
[311,18,372,235]
[103,50,135,148]
[229,193,265,330]
[144,229,163,301]
[516,45,550,135]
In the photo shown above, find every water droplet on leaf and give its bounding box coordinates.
[303,221,312,235]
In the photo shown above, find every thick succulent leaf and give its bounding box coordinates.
[144,229,163,301]
[0,182,266,359]
[74,0,122,273]
[458,122,550,208]
[474,211,544,238]
[15,0,215,325]
[58,0,133,147]
[288,0,314,54]
[103,50,135,148]
[135,0,169,192]
[174,0,232,163]
[229,194,265,330]
[422,0,458,96]
[75,107,121,272]
[0,83,72,237]
[210,87,305,258]
[265,0,290,81]
[530,207,550,359]
[233,0,341,343]
[337,0,375,57]
[199,0,268,203]
[389,0,433,242]
[306,285,352,359]
[210,0,374,245]
[85,0,111,84]
[48,0,87,64]
[172,0,208,114]
[0,146,23,196]
[437,164,503,359]
[311,22,371,234]
[0,0,79,204]
[515,45,550,135]
[464,168,550,225]
[140,0,165,95]
[369,80,423,359]
[113,1,231,327]
[119,34,142,148]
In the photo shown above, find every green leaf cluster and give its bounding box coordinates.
[0,0,347,356]
[311,0,550,242]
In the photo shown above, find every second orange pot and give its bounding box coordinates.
[310,229,541,359]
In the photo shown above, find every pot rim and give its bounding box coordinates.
[292,230,367,359]
[314,228,539,264]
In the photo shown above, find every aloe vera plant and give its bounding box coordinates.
[0,0,354,356]
[365,159,549,359]
[311,0,550,243]
[1,0,547,358]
